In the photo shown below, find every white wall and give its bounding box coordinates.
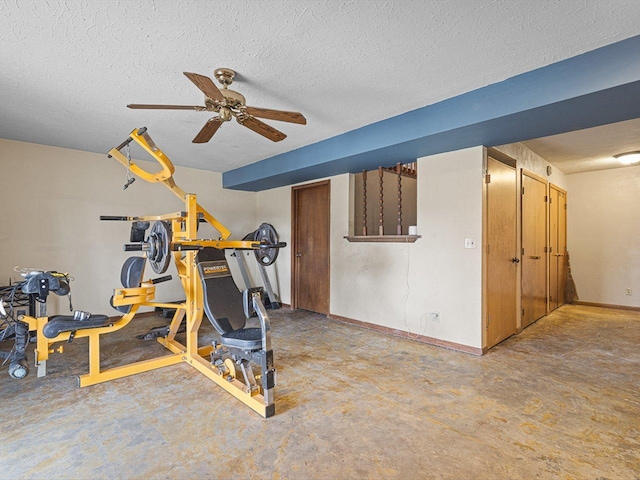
[567,166,640,307]
[0,139,257,315]
[258,147,485,348]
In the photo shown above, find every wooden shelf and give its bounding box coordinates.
[344,235,421,243]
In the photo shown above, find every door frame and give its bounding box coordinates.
[291,180,331,311]
[482,150,518,350]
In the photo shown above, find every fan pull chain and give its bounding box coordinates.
[123,143,136,190]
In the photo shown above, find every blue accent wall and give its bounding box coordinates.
[224,35,640,191]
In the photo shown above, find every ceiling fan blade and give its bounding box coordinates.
[193,118,224,143]
[127,104,205,110]
[183,72,225,102]
[245,106,307,125]
[238,116,286,142]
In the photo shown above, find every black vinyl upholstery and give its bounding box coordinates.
[121,256,146,288]
[196,248,246,335]
[42,314,111,339]
[221,327,262,349]
[111,256,146,313]
[196,248,261,350]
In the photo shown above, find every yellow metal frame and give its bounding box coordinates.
[23,129,274,417]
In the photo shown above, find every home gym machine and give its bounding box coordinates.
[2,127,284,418]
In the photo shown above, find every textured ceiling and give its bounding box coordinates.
[1,0,640,173]
[523,118,640,174]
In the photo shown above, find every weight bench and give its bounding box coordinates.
[43,256,150,338]
[197,248,275,412]
[20,272,111,339]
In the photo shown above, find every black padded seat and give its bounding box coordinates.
[221,327,262,350]
[42,314,111,339]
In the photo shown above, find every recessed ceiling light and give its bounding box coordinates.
[614,151,640,165]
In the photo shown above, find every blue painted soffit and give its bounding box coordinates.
[224,35,640,192]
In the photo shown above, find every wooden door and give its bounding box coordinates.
[557,190,567,305]
[549,187,560,311]
[521,171,547,328]
[485,157,518,348]
[549,185,567,310]
[292,181,330,314]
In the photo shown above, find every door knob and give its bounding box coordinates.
[512,257,520,263]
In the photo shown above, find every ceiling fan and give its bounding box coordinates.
[127,68,306,143]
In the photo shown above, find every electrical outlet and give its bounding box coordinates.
[625,288,632,296]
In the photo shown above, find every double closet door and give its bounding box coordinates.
[521,172,568,328]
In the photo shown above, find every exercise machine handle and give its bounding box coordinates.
[149,275,172,284]
[107,127,147,157]
[100,216,130,221]
[123,243,145,252]
[258,242,287,249]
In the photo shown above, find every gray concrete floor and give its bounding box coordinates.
[0,304,638,479]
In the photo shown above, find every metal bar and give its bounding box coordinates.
[78,352,182,387]
[187,353,271,417]
[258,263,278,308]
[362,170,368,236]
[378,166,384,235]
[396,163,403,235]
[232,249,253,290]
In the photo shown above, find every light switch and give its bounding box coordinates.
[464,238,476,249]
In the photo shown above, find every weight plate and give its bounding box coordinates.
[147,220,171,274]
[254,223,279,266]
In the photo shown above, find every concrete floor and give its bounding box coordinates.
[0,304,638,479]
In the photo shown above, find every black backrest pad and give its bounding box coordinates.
[121,256,146,288]
[196,248,246,335]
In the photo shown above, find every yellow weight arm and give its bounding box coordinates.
[108,129,175,184]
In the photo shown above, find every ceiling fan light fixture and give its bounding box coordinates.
[614,151,640,165]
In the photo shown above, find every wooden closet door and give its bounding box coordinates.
[549,185,568,311]
[557,189,567,306]
[549,187,560,311]
[521,172,547,328]
[485,157,518,348]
